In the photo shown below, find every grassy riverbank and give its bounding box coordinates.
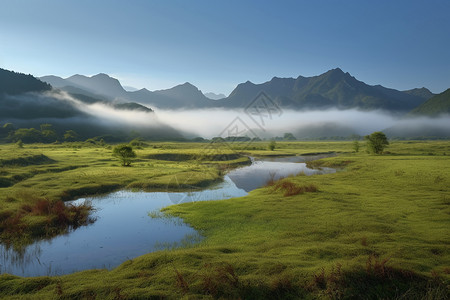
[0,141,449,299]
[0,142,249,244]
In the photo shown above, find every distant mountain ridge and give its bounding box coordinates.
[41,74,215,109]
[204,92,226,100]
[409,88,450,116]
[1,68,51,95]
[40,73,127,99]
[403,87,435,100]
[214,68,433,112]
[67,73,127,99]
[41,68,436,112]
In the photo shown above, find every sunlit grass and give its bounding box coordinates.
[0,142,248,242]
[0,140,449,298]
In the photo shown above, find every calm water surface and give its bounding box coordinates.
[0,154,335,276]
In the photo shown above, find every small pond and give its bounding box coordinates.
[0,154,336,276]
[228,154,336,192]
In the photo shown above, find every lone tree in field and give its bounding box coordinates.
[365,131,389,154]
[113,144,136,166]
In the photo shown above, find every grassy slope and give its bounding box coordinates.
[409,88,450,116]
[0,141,449,299]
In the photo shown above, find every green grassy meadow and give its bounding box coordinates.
[0,140,449,299]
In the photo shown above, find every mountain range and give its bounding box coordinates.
[41,68,436,113]
[215,69,435,112]
[41,74,216,109]
[1,67,449,140]
[0,68,181,141]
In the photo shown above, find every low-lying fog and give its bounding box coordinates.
[155,108,450,139]
[3,91,450,139]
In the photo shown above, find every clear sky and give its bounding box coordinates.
[1,0,449,95]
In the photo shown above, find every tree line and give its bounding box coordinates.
[0,123,80,143]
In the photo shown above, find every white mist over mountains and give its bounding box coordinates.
[44,91,450,139]
[50,91,158,127]
[23,70,450,140]
[4,89,448,140]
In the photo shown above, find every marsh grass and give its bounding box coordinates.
[0,142,247,241]
[0,196,94,245]
[198,263,240,298]
[270,179,319,197]
[265,171,280,186]
[174,268,189,295]
[0,141,449,299]
[147,210,165,219]
[307,263,344,298]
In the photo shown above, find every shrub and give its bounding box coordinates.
[268,140,276,151]
[271,179,318,197]
[353,140,360,152]
[112,144,137,166]
[365,131,389,154]
[129,138,147,147]
[63,130,79,142]
[16,139,23,148]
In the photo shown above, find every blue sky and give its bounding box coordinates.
[1,0,449,95]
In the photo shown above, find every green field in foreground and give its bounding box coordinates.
[0,140,449,299]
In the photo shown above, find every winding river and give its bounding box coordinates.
[0,154,336,277]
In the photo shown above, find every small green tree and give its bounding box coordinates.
[268,140,276,151]
[64,130,79,142]
[365,131,389,154]
[9,128,43,143]
[353,140,360,153]
[0,123,15,139]
[129,138,146,147]
[113,144,137,166]
[40,124,57,143]
[283,132,296,140]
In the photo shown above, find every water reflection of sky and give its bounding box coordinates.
[0,155,335,277]
[228,159,336,192]
[0,177,247,277]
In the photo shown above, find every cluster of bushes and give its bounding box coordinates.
[0,123,82,144]
[0,122,168,146]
